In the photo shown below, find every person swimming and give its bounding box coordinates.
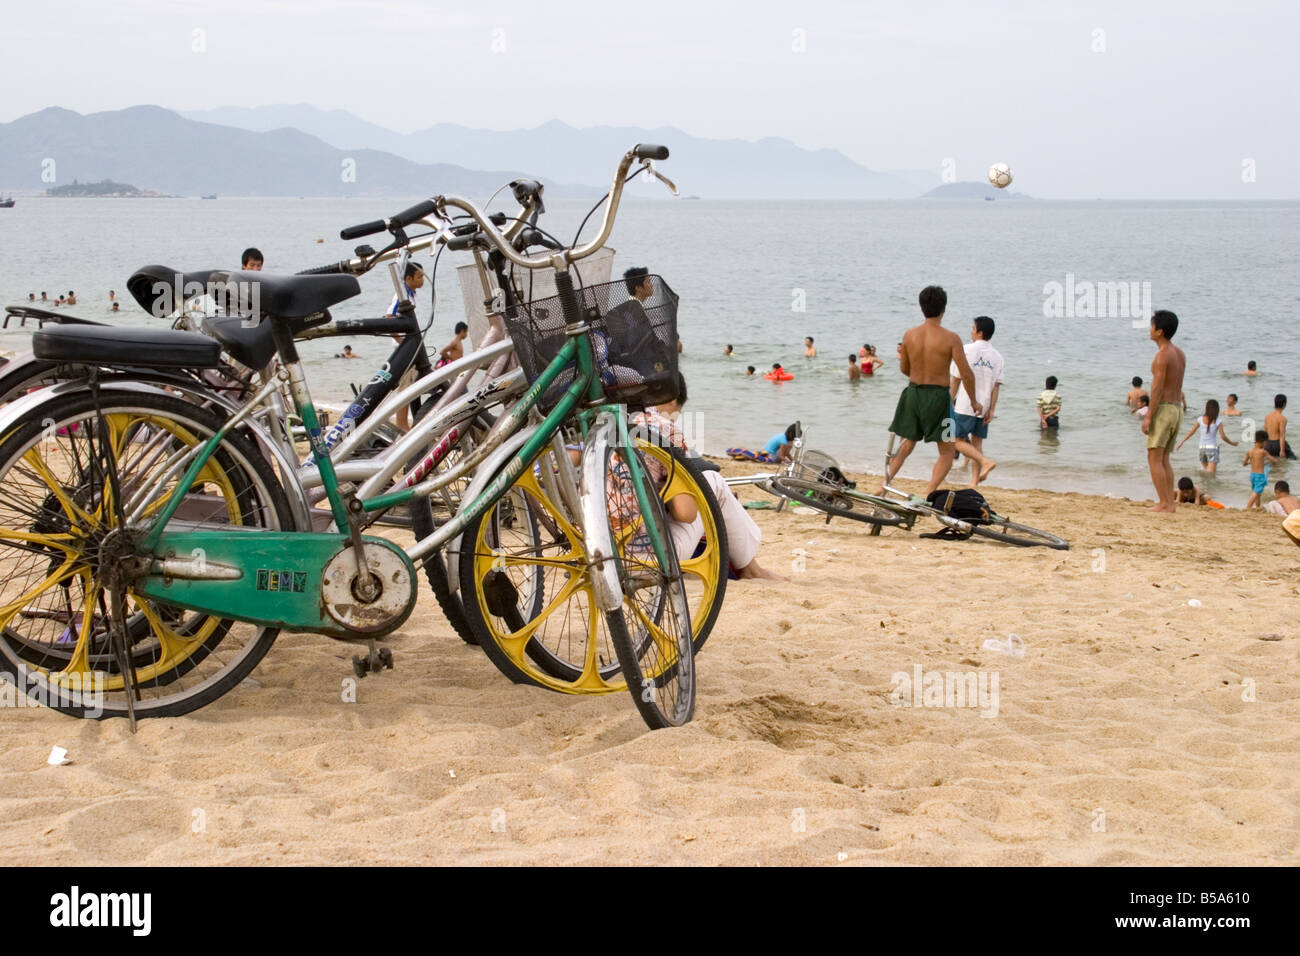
[765,362,793,381]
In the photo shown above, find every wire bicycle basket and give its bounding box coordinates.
[504,276,679,410]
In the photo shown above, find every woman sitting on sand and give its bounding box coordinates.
[635,376,783,580]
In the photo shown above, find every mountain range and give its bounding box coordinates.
[0,106,546,199]
[181,104,937,199]
[0,104,938,200]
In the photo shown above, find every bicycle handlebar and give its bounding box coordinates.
[338,198,440,241]
[295,261,352,275]
[433,144,670,271]
[312,199,536,278]
[338,219,384,240]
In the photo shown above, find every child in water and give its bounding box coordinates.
[1037,376,1062,429]
[1243,430,1279,509]
[1176,398,1238,474]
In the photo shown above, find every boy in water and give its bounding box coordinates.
[1243,430,1279,509]
[1223,393,1242,416]
[1132,394,1150,419]
[745,366,755,377]
[1037,376,1062,428]
[879,285,982,496]
[1143,310,1187,513]
[1244,361,1259,377]
[438,321,469,367]
[1265,480,1300,517]
[1125,376,1146,409]
[804,336,817,358]
[1264,394,1294,459]
[848,355,862,381]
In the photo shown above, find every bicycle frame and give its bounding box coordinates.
[121,279,672,633]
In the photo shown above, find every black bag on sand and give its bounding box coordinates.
[926,489,991,524]
[818,465,855,489]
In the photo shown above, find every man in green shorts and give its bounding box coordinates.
[1142,309,1187,513]
[880,285,982,497]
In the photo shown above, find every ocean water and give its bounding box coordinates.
[2,195,1298,508]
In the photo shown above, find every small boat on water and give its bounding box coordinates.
[0,196,15,208]
[201,194,217,200]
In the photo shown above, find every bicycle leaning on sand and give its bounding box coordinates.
[745,429,1070,548]
[0,144,706,730]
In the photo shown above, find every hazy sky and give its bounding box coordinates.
[2,0,1296,198]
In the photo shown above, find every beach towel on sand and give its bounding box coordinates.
[727,447,776,464]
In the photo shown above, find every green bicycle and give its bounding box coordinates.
[0,145,701,729]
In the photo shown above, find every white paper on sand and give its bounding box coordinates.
[47,746,70,766]
[981,634,1025,658]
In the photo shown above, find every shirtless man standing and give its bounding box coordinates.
[879,286,982,497]
[1142,310,1187,513]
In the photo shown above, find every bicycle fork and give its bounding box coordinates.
[578,412,626,613]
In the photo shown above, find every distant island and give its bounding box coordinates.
[45,178,171,198]
[923,181,1031,200]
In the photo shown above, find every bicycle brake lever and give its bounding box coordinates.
[641,161,679,196]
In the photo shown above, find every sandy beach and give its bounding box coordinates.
[2,462,1297,866]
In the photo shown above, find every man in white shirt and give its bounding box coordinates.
[948,315,1003,486]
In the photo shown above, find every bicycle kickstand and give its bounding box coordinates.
[352,639,394,679]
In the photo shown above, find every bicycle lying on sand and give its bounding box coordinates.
[729,428,1069,549]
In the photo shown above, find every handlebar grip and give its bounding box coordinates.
[517,228,562,251]
[295,261,350,276]
[390,199,439,229]
[447,233,481,252]
[339,219,386,241]
[634,144,669,161]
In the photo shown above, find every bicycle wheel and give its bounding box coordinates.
[634,434,727,653]
[602,441,695,729]
[967,514,1070,550]
[0,389,294,719]
[769,476,907,527]
[458,442,628,694]
[408,409,497,645]
[453,436,726,693]
[0,358,62,406]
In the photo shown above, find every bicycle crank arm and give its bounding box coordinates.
[133,531,418,639]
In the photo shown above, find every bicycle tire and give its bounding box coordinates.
[519,432,729,683]
[635,433,728,655]
[0,389,294,718]
[0,358,62,407]
[768,476,907,527]
[407,409,497,645]
[458,442,628,693]
[966,515,1070,550]
[602,441,695,729]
